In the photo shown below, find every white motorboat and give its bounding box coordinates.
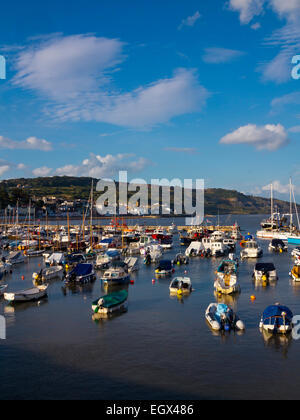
[4,285,48,303]
[240,239,263,259]
[169,277,192,295]
[202,238,229,256]
[253,263,277,283]
[7,251,25,265]
[124,257,139,273]
[185,241,205,257]
[291,247,300,259]
[101,267,130,286]
[33,266,64,282]
[268,239,288,253]
[259,304,293,334]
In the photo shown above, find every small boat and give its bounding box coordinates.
[65,263,96,285]
[240,239,263,259]
[0,285,8,296]
[205,303,245,332]
[92,289,128,317]
[259,304,293,334]
[4,285,48,303]
[95,253,111,270]
[155,260,174,277]
[290,263,300,282]
[33,266,64,283]
[291,247,300,259]
[124,257,139,273]
[26,250,44,258]
[253,263,277,285]
[185,241,205,257]
[45,252,65,266]
[169,277,192,295]
[269,239,288,253]
[7,251,25,265]
[173,254,189,265]
[214,259,240,295]
[101,267,130,286]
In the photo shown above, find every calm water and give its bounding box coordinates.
[1,214,300,400]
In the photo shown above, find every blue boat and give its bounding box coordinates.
[65,263,96,285]
[101,267,130,286]
[259,304,294,334]
[288,236,300,245]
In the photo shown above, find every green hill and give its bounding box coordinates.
[0,176,297,215]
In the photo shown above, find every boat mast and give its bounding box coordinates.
[290,177,293,234]
[271,183,274,230]
[90,180,94,250]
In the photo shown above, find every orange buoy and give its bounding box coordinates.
[251,295,256,301]
[21,275,25,281]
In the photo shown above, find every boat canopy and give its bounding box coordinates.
[263,305,293,323]
[255,263,276,272]
[72,264,93,276]
[271,239,286,246]
[157,260,173,270]
[216,304,229,316]
[106,250,120,258]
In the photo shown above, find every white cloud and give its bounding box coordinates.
[13,34,125,101]
[220,123,289,151]
[0,165,11,176]
[262,180,300,194]
[288,125,300,133]
[32,166,53,177]
[271,91,300,113]
[12,35,209,128]
[229,0,265,24]
[178,11,201,30]
[31,153,151,178]
[0,135,52,151]
[202,47,245,63]
[269,0,300,21]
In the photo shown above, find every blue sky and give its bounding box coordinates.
[1,0,300,199]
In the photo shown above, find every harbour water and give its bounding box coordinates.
[1,214,300,400]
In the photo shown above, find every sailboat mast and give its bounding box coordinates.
[290,177,293,233]
[271,183,274,229]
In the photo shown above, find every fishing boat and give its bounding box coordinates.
[155,260,174,277]
[240,239,263,259]
[101,267,130,286]
[33,266,64,283]
[214,259,240,295]
[290,263,300,282]
[253,263,277,284]
[65,263,96,285]
[0,285,8,296]
[169,277,192,295]
[205,303,245,332]
[268,239,288,253]
[92,289,128,317]
[4,285,48,303]
[259,304,293,334]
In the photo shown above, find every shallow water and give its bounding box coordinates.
[1,214,300,400]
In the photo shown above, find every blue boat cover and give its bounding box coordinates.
[244,234,253,240]
[157,260,173,270]
[106,250,120,258]
[73,264,93,276]
[216,304,229,317]
[101,238,114,244]
[263,305,293,324]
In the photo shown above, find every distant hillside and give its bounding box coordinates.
[0,176,297,215]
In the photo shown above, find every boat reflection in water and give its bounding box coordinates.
[261,329,293,358]
[214,291,240,310]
